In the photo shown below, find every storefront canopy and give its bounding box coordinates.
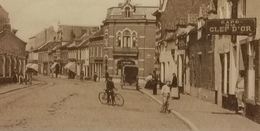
[26,63,38,72]
[51,62,58,69]
[64,62,76,73]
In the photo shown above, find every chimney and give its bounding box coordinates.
[12,29,18,35]
[3,24,11,33]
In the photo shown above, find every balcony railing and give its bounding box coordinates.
[113,47,139,57]
[107,15,146,19]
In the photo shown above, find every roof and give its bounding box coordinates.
[89,29,104,42]
[106,0,158,20]
[107,6,158,20]
[0,4,8,15]
[36,41,61,52]
[0,30,26,45]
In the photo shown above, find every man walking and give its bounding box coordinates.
[161,81,171,113]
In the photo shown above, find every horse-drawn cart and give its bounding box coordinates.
[120,65,139,90]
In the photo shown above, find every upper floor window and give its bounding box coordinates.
[116,32,122,47]
[123,30,131,48]
[116,29,138,48]
[125,7,131,17]
[132,32,137,47]
[100,47,103,57]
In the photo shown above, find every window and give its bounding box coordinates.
[123,30,131,48]
[117,29,138,48]
[100,47,103,57]
[92,47,94,57]
[95,47,98,57]
[125,7,131,17]
[116,32,122,47]
[132,32,137,47]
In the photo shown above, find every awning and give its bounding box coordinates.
[51,62,58,69]
[26,63,33,68]
[26,63,38,72]
[64,62,76,73]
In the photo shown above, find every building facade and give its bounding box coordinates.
[88,29,104,81]
[153,0,211,93]
[0,5,27,84]
[102,0,158,80]
[0,25,27,83]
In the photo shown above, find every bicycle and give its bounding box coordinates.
[98,89,124,106]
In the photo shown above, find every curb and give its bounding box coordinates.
[139,89,199,131]
[0,82,43,95]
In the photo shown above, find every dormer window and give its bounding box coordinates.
[125,7,131,17]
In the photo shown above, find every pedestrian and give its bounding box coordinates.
[161,80,171,113]
[105,71,110,81]
[54,64,59,78]
[235,71,245,114]
[94,72,98,82]
[170,73,178,99]
[12,69,17,83]
[18,71,23,84]
[152,70,158,95]
[144,73,152,89]
[25,69,32,85]
[80,70,84,80]
[50,68,53,78]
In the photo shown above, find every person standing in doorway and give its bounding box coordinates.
[171,73,178,99]
[152,70,158,95]
[236,71,245,114]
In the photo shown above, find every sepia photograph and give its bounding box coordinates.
[0,0,260,130]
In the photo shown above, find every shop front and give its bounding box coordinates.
[240,38,260,123]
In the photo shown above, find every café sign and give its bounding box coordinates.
[206,18,256,35]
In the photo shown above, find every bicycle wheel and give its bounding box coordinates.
[98,92,107,104]
[114,93,124,106]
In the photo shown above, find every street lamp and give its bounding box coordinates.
[104,54,108,74]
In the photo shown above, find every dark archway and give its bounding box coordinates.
[116,59,135,75]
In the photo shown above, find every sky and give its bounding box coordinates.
[0,0,158,41]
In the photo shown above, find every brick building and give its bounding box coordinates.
[0,5,27,83]
[102,0,158,80]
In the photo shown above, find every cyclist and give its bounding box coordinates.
[106,76,115,105]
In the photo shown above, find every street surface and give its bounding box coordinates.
[0,76,189,131]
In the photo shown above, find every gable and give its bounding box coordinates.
[0,32,26,56]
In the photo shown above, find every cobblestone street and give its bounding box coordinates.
[0,76,189,131]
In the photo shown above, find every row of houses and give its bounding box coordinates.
[154,0,260,123]
[28,0,158,82]
[28,25,100,79]
[0,5,27,84]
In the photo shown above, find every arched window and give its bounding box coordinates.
[132,32,137,47]
[123,30,131,48]
[116,32,122,47]
[125,7,131,17]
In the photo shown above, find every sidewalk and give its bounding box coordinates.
[140,87,260,131]
[0,79,42,95]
